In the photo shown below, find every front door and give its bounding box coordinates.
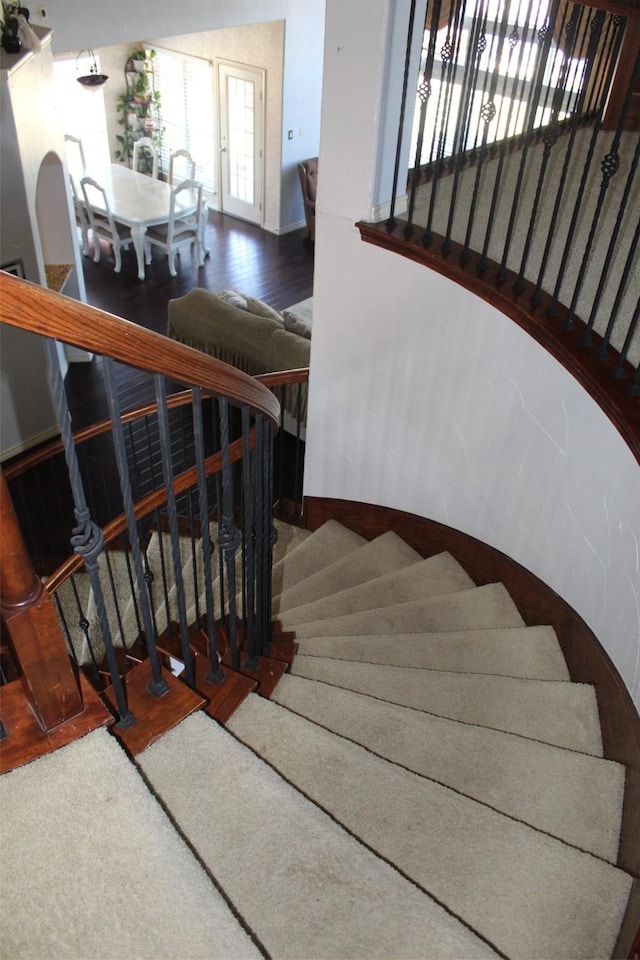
[218,61,264,225]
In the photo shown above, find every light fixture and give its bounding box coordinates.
[76,49,108,87]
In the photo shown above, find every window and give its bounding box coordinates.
[151,46,216,202]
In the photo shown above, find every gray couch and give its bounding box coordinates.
[167,288,311,429]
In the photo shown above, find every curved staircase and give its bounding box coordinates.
[2,519,636,959]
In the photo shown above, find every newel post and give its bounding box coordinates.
[1,468,84,729]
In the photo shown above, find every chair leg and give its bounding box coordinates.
[113,243,122,274]
[92,235,101,264]
[168,250,177,277]
[145,242,152,266]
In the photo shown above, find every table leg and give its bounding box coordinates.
[131,225,147,281]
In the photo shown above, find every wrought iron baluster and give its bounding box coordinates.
[242,405,258,670]
[560,45,639,330]
[405,0,442,233]
[103,358,169,697]
[43,340,134,728]
[603,220,640,366]
[620,298,640,391]
[513,5,595,293]
[530,11,616,304]
[192,387,224,683]
[388,0,419,231]
[585,135,640,351]
[461,3,512,263]
[218,396,242,671]
[496,0,561,282]
[424,0,468,243]
[154,374,195,687]
[478,0,540,272]
[443,0,489,253]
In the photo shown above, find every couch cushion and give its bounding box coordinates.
[282,298,313,340]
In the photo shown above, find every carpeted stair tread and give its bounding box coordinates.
[291,582,524,637]
[291,655,603,753]
[274,530,423,612]
[0,728,261,960]
[272,520,367,597]
[138,712,499,960]
[272,674,624,860]
[228,695,633,960]
[295,625,570,680]
[278,552,476,624]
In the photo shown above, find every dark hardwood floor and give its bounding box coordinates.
[65,209,314,426]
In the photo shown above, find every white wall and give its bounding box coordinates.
[35,0,325,232]
[305,0,640,709]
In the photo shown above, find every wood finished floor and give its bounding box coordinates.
[66,210,314,427]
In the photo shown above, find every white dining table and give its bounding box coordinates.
[85,164,200,280]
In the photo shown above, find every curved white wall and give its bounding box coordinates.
[305,0,640,709]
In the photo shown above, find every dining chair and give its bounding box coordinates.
[80,176,132,273]
[168,149,196,186]
[132,137,159,178]
[68,174,91,256]
[64,134,87,174]
[144,179,204,277]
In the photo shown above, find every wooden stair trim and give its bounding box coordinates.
[0,673,113,774]
[101,660,206,757]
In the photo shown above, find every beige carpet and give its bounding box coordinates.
[228,693,631,959]
[139,711,498,960]
[295,624,570,679]
[271,673,624,860]
[13,518,634,959]
[0,728,260,960]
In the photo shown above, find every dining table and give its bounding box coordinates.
[84,163,201,281]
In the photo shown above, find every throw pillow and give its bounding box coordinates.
[218,290,249,310]
[282,298,313,340]
[244,295,284,324]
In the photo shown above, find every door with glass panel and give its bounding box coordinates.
[218,62,264,225]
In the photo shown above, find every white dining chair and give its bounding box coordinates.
[168,149,196,186]
[68,174,91,256]
[144,179,204,277]
[64,133,87,172]
[132,137,159,178]
[80,176,132,273]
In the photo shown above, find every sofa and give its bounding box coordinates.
[167,288,312,430]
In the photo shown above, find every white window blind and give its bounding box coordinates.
[150,46,216,202]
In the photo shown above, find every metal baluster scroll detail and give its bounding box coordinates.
[43,340,135,729]
[103,358,169,698]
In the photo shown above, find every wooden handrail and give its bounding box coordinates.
[0,274,280,428]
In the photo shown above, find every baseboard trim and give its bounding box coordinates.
[1,425,61,464]
[303,495,640,911]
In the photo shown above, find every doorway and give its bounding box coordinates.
[218,61,265,225]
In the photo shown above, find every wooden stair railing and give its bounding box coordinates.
[0,273,282,769]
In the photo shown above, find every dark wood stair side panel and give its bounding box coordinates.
[303,496,640,884]
[101,660,206,757]
[221,649,288,699]
[0,672,113,774]
[194,659,258,725]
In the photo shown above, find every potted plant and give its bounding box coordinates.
[1,3,29,53]
[116,47,163,172]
